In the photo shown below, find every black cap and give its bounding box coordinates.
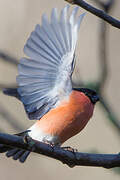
[73,88,99,104]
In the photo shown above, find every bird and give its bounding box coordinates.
[0,5,99,163]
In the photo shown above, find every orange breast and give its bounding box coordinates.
[35,90,94,144]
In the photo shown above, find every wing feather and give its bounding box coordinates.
[17,75,55,86]
[42,14,64,56]
[59,5,70,51]
[30,32,60,60]
[17,6,85,119]
[51,8,66,54]
[35,25,61,58]
[19,58,56,69]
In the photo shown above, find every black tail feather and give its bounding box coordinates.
[0,130,31,163]
[6,148,19,157]
[19,151,31,163]
[0,144,11,153]
[12,150,25,160]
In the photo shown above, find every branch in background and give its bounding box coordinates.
[0,84,17,91]
[92,0,114,13]
[0,105,24,132]
[83,0,120,134]
[94,0,114,90]
[0,132,120,168]
[95,0,120,133]
[97,12,108,89]
[0,51,18,66]
[65,0,120,29]
[100,96,120,134]
[0,52,21,131]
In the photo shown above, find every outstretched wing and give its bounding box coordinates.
[17,6,85,120]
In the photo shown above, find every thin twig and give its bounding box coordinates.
[0,51,18,66]
[91,0,114,12]
[96,0,114,90]
[98,18,108,89]
[100,96,120,133]
[95,0,120,133]
[0,132,120,168]
[0,84,17,91]
[65,0,120,29]
[83,0,120,134]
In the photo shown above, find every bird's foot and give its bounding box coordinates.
[61,146,78,153]
[61,146,78,168]
[43,139,55,147]
[23,134,36,151]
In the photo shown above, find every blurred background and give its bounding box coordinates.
[0,0,120,179]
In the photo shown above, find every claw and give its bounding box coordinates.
[23,134,36,151]
[23,134,31,144]
[61,146,78,152]
[43,139,55,147]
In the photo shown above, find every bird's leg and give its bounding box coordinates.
[23,134,36,151]
[42,139,55,147]
[61,146,78,152]
[61,146,78,168]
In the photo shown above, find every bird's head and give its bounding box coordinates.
[73,88,99,104]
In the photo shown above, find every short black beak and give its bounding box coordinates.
[91,94,99,104]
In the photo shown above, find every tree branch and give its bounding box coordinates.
[65,0,120,29]
[0,132,120,168]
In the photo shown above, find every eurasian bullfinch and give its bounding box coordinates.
[0,5,99,162]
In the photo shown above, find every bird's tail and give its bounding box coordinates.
[0,131,31,163]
